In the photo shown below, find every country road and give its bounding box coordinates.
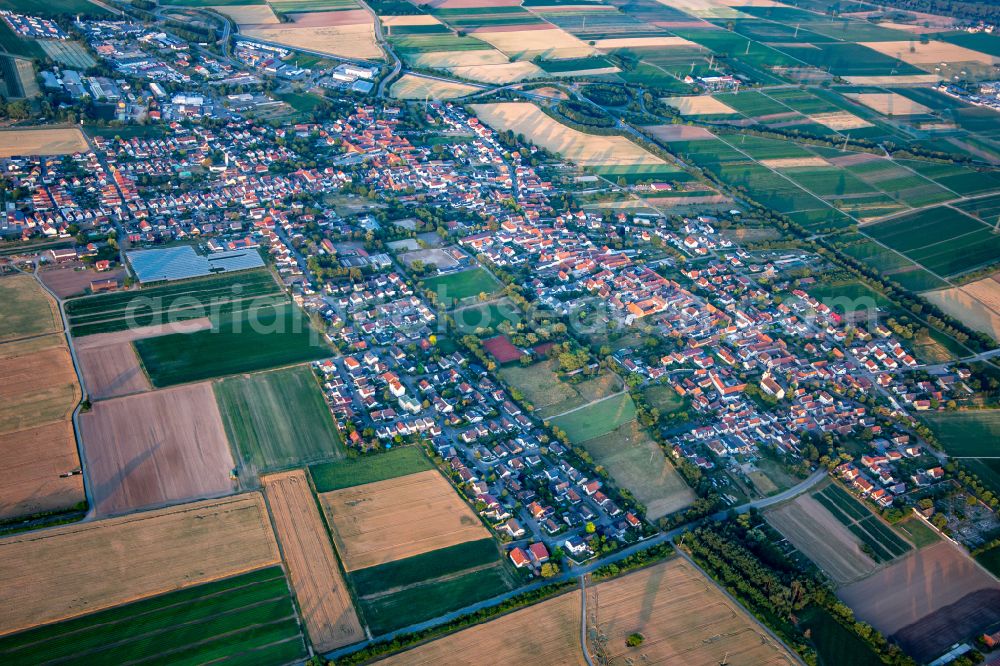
[325,468,827,660]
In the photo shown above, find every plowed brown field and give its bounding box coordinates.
[320,469,488,570]
[79,382,236,516]
[0,493,280,636]
[263,471,363,651]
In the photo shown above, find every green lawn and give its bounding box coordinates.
[922,410,1000,458]
[550,392,636,442]
[215,366,344,473]
[134,303,331,386]
[452,298,521,334]
[0,567,306,666]
[309,446,432,492]
[423,267,499,303]
[641,383,685,414]
[895,517,940,549]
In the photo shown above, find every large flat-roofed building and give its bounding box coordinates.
[127,245,265,283]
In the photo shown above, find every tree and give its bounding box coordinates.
[585,521,596,534]
[540,562,559,578]
[626,633,645,647]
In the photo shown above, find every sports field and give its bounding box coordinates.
[215,366,344,473]
[0,566,306,666]
[134,303,331,386]
[377,588,585,664]
[320,469,489,570]
[588,558,797,665]
[262,471,363,651]
[0,493,280,636]
[0,128,88,157]
[310,446,432,492]
[422,267,498,302]
[471,102,664,167]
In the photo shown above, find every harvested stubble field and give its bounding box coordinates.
[0,332,83,520]
[75,320,210,400]
[471,27,595,60]
[215,365,345,474]
[375,588,585,665]
[471,102,664,167]
[838,540,1000,661]
[450,60,544,83]
[79,381,236,516]
[390,74,479,99]
[843,92,932,116]
[0,493,280,636]
[243,21,383,60]
[320,469,489,570]
[0,274,60,341]
[664,94,737,115]
[766,493,876,585]
[263,471,363,651]
[0,565,307,666]
[861,40,998,68]
[588,558,797,666]
[0,128,88,157]
[924,276,1000,341]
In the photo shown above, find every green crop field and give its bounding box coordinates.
[922,410,1000,457]
[813,485,911,563]
[309,446,432,492]
[215,366,344,473]
[592,163,691,183]
[537,56,614,73]
[775,42,922,76]
[0,0,111,12]
[391,33,492,53]
[134,302,331,386]
[895,517,940,549]
[550,391,636,442]
[350,538,501,596]
[358,565,512,634]
[65,269,281,337]
[0,274,59,341]
[0,567,306,666]
[423,267,499,302]
[976,543,1000,578]
[799,605,884,666]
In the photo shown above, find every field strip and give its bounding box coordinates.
[73,319,213,350]
[0,493,280,636]
[358,561,502,601]
[263,471,363,652]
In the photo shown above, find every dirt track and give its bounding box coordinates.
[263,471,363,652]
[320,469,488,571]
[79,382,236,516]
[0,493,279,636]
[766,494,876,585]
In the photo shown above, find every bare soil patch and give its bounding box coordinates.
[381,15,442,27]
[588,558,797,665]
[838,540,1000,636]
[79,382,236,516]
[645,124,716,141]
[809,111,872,130]
[377,589,584,665]
[761,157,830,169]
[0,493,279,636]
[263,471,363,651]
[0,128,88,157]
[892,588,1000,662]
[38,263,126,299]
[320,469,488,571]
[766,494,876,585]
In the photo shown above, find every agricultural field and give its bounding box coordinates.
[241,10,383,60]
[422,266,498,302]
[921,409,1000,458]
[215,366,344,474]
[0,493,280,636]
[811,485,912,563]
[0,332,82,521]
[0,128,88,158]
[319,468,489,570]
[351,538,514,635]
[79,382,236,516]
[309,446,432,492]
[838,540,1000,663]
[390,74,479,99]
[133,302,331,386]
[75,320,210,400]
[0,274,59,341]
[798,605,886,666]
[895,516,940,549]
[64,269,281,337]
[924,275,1000,341]
[262,471,363,651]
[0,566,306,666]
[587,558,797,665]
[766,493,877,585]
[471,102,664,167]
[376,588,585,665]
[501,359,621,418]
